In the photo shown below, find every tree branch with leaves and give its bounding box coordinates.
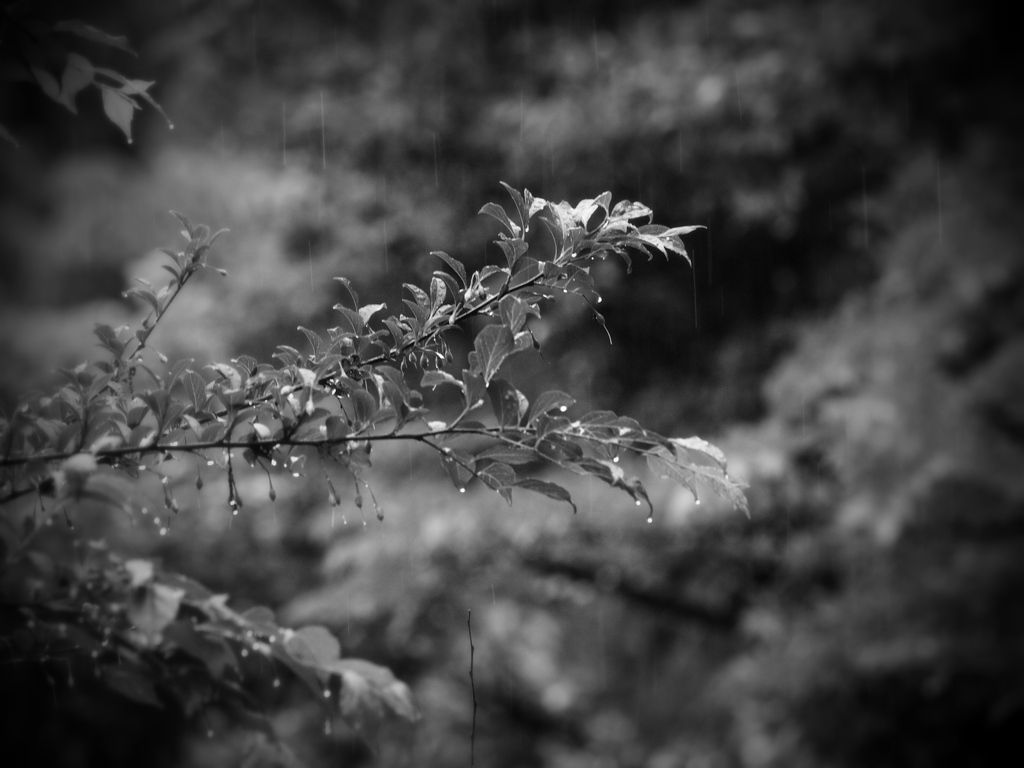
[0,182,747,753]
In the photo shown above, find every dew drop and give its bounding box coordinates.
[323,689,331,698]
[324,721,332,735]
[695,498,701,505]
[292,472,300,478]
[635,500,641,506]
[207,460,215,467]
[232,509,238,516]
[273,678,281,688]
[240,648,249,658]
[168,123,175,130]
[459,487,466,493]
[646,516,653,524]
[271,459,278,467]
[207,729,214,739]
[141,507,149,514]
[127,138,133,145]
[612,456,619,463]
[139,465,146,471]
[559,405,567,412]
[159,527,168,536]
[597,296,603,303]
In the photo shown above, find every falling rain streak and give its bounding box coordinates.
[861,165,869,249]
[433,132,439,189]
[320,91,326,171]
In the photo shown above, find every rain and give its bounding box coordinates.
[0,2,1019,768]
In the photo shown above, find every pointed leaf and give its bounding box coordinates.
[527,391,575,424]
[488,379,526,428]
[473,324,515,385]
[54,20,135,53]
[100,86,135,142]
[178,370,207,411]
[431,251,467,288]
[480,201,521,236]
[515,478,577,514]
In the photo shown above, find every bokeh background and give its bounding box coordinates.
[2,0,1022,766]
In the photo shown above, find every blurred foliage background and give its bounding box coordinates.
[1,0,1022,766]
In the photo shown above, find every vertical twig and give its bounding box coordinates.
[467,609,477,766]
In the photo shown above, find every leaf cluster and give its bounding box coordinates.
[0,184,746,752]
[0,11,171,145]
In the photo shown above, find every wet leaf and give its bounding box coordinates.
[515,478,577,513]
[473,324,515,385]
[285,625,341,669]
[100,86,135,142]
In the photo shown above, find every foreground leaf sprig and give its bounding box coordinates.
[0,184,746,748]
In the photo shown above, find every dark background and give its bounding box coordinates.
[1,0,1022,766]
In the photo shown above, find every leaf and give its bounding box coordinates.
[499,181,530,229]
[324,658,421,742]
[358,303,387,325]
[421,370,463,390]
[473,324,515,386]
[609,200,653,222]
[333,276,360,308]
[428,276,447,311]
[233,355,258,378]
[499,295,528,333]
[124,559,154,587]
[58,53,95,113]
[515,478,577,514]
[298,326,326,359]
[124,286,160,313]
[488,379,526,428]
[441,449,475,491]
[462,371,486,412]
[101,666,163,708]
[93,323,124,357]
[431,251,467,288]
[127,583,185,648]
[348,390,378,430]
[54,20,135,54]
[670,436,728,468]
[527,391,575,423]
[169,210,193,238]
[478,462,516,504]
[284,626,341,669]
[649,445,749,515]
[661,224,705,238]
[100,86,136,142]
[206,362,242,390]
[475,444,538,465]
[479,201,521,236]
[31,67,61,104]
